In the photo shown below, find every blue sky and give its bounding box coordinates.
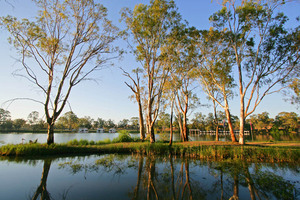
[0,0,299,123]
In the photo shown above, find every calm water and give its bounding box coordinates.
[0,132,121,146]
[0,132,296,146]
[0,132,229,146]
[0,154,299,200]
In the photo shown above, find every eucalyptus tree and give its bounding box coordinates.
[105,119,115,129]
[165,26,199,142]
[156,112,170,133]
[288,77,300,107]
[287,59,300,107]
[77,116,93,129]
[190,112,206,130]
[130,117,139,130]
[57,111,78,130]
[0,108,11,131]
[13,118,27,130]
[210,0,300,144]
[122,68,145,140]
[118,118,130,129]
[27,111,39,127]
[0,108,10,124]
[95,118,105,128]
[275,112,299,134]
[248,112,273,134]
[1,0,120,144]
[286,18,300,107]
[196,28,237,142]
[121,0,181,143]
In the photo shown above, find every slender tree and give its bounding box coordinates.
[122,68,145,140]
[164,25,199,142]
[196,28,237,142]
[1,0,120,144]
[121,0,181,143]
[210,0,300,144]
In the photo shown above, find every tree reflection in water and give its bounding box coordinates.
[30,159,52,200]
[209,162,299,200]
[29,154,298,200]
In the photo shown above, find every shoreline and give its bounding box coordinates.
[0,141,299,163]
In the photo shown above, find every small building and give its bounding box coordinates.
[109,128,116,133]
[97,128,104,133]
[78,128,88,133]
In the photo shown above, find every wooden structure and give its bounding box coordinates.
[189,129,250,136]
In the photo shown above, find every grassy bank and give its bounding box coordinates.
[0,139,299,163]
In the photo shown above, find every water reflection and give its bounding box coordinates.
[0,155,299,200]
[31,159,52,200]
[57,155,299,200]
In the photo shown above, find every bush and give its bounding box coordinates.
[112,131,135,143]
[96,138,111,145]
[78,139,89,146]
[270,127,283,141]
[67,139,79,145]
[66,139,90,146]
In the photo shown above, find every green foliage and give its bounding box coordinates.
[67,139,111,146]
[112,131,135,143]
[1,0,121,144]
[288,77,300,106]
[121,0,183,142]
[0,142,299,163]
[254,171,295,200]
[275,112,299,133]
[77,117,93,129]
[97,138,112,145]
[118,129,130,134]
[0,143,92,156]
[270,127,284,141]
[56,111,79,130]
[208,0,300,144]
[0,108,11,122]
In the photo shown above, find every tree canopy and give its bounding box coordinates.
[1,0,120,144]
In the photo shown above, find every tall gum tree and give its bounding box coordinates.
[210,0,299,144]
[122,68,146,140]
[1,0,120,144]
[121,0,181,143]
[196,28,237,142]
[165,26,199,142]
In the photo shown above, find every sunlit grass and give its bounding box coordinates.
[0,139,299,163]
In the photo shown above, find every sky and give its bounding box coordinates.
[0,0,299,123]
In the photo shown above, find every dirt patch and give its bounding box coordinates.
[175,141,300,147]
[248,142,300,147]
[176,141,239,146]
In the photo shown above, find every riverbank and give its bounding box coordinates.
[0,140,299,163]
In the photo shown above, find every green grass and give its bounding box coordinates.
[0,140,299,163]
[66,131,138,146]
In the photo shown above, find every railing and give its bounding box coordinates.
[189,129,250,136]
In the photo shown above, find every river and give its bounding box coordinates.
[0,154,299,200]
[0,132,235,146]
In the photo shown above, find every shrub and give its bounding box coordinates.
[66,139,90,146]
[270,127,283,141]
[67,139,79,145]
[79,139,89,146]
[96,138,111,145]
[112,131,134,143]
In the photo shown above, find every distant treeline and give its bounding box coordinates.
[1,109,298,136]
